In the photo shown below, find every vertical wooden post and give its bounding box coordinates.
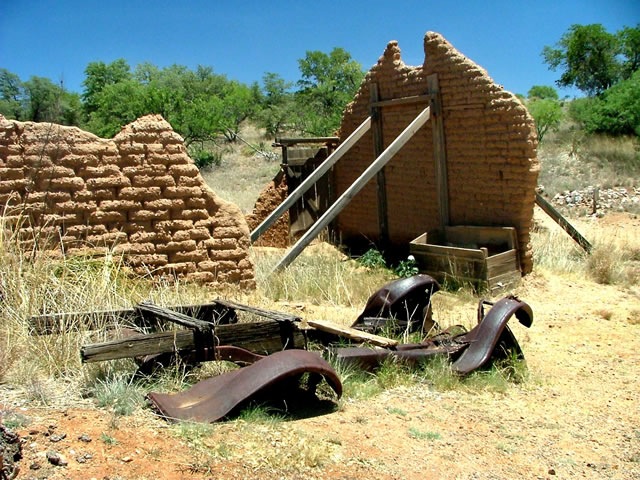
[427,74,449,228]
[370,83,389,247]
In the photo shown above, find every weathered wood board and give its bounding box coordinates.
[410,226,521,292]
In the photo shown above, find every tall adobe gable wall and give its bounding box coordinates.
[335,32,539,274]
[0,114,255,288]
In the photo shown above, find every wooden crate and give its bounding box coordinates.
[410,226,521,293]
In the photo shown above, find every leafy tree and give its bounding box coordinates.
[542,24,621,95]
[295,48,364,135]
[82,59,132,114]
[527,98,563,142]
[85,80,147,137]
[527,85,559,100]
[219,81,259,141]
[0,69,26,119]
[618,25,640,79]
[257,72,297,136]
[570,70,640,136]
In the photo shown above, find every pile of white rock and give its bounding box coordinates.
[546,186,640,216]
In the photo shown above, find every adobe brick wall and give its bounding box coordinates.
[245,170,290,248]
[335,31,539,273]
[0,114,255,288]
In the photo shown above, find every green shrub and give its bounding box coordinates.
[357,249,386,270]
[190,147,222,169]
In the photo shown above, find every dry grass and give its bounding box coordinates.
[199,123,281,213]
[538,130,639,196]
[530,209,640,288]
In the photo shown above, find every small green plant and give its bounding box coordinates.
[236,404,286,424]
[357,248,387,270]
[89,373,145,416]
[0,411,31,429]
[393,255,418,278]
[408,427,441,440]
[386,406,408,417]
[100,432,118,445]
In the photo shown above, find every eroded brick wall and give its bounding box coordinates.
[0,114,255,288]
[245,170,290,248]
[336,32,539,273]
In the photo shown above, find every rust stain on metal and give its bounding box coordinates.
[148,349,342,423]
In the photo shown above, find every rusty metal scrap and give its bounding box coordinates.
[334,295,533,375]
[148,349,342,423]
[352,274,440,334]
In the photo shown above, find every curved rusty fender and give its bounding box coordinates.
[352,274,440,328]
[451,296,533,375]
[148,349,342,423]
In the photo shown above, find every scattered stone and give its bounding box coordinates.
[49,433,67,443]
[121,455,133,463]
[78,433,92,443]
[76,453,93,464]
[46,450,68,467]
[548,468,556,475]
[29,462,41,470]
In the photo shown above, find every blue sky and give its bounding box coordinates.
[1,1,638,98]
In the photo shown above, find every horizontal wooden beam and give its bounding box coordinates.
[81,320,304,363]
[274,137,339,146]
[370,93,430,108]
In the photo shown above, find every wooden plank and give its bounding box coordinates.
[306,319,398,348]
[28,302,233,335]
[251,116,372,243]
[486,250,519,277]
[411,244,487,260]
[370,83,389,247]
[487,270,522,292]
[81,320,303,363]
[274,137,339,146]
[428,74,449,228]
[536,193,592,252]
[369,93,430,108]
[444,226,517,249]
[136,302,214,331]
[274,106,431,271]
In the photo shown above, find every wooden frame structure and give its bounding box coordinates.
[251,74,448,272]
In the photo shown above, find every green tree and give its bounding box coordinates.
[618,25,640,79]
[24,76,63,123]
[527,85,559,100]
[295,48,364,135]
[0,69,26,119]
[542,24,621,95]
[527,98,563,142]
[571,70,640,136]
[82,59,132,114]
[85,80,147,137]
[257,72,297,136]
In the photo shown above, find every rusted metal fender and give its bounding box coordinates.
[352,274,440,332]
[451,296,533,375]
[148,349,342,423]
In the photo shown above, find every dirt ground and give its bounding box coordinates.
[1,214,639,480]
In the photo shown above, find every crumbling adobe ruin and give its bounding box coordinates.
[252,31,539,275]
[0,114,255,288]
[335,32,538,273]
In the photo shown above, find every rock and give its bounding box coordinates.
[46,450,68,467]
